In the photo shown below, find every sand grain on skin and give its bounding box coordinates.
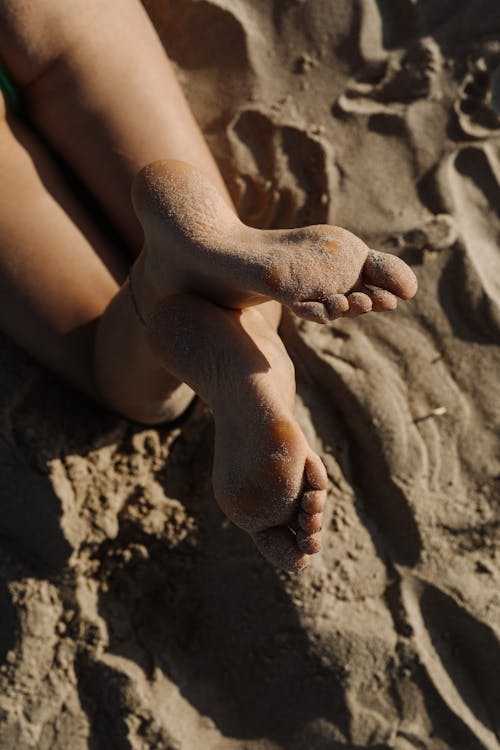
[1,1,500,749]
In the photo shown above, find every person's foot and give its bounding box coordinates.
[144,293,327,572]
[131,160,418,323]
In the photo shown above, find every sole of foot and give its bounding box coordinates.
[145,293,327,572]
[131,159,418,324]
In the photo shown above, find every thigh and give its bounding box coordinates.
[0,0,232,254]
[0,93,127,397]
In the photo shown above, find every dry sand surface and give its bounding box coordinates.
[1,0,500,748]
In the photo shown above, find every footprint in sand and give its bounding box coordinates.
[455,51,500,139]
[441,145,500,313]
[399,574,500,750]
[336,38,442,116]
[391,213,458,260]
[228,108,334,229]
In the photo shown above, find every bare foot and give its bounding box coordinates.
[145,293,327,572]
[131,160,418,323]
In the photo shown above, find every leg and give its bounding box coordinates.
[0,104,325,571]
[0,81,325,572]
[0,98,190,420]
[0,0,416,318]
[0,0,232,252]
[0,0,406,569]
[0,0,286,412]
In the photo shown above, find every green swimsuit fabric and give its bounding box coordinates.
[0,65,22,113]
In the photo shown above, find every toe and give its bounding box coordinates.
[296,529,322,554]
[346,291,373,316]
[369,288,398,312]
[292,295,350,323]
[304,454,328,491]
[301,489,326,514]
[326,294,349,319]
[252,527,310,573]
[298,510,322,534]
[363,250,418,300]
[291,300,330,324]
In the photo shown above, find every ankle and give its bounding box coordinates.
[133,159,241,243]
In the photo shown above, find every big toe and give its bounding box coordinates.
[305,452,328,491]
[363,250,418,300]
[252,527,310,573]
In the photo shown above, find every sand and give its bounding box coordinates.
[1,1,499,748]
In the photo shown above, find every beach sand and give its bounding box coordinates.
[0,1,499,748]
